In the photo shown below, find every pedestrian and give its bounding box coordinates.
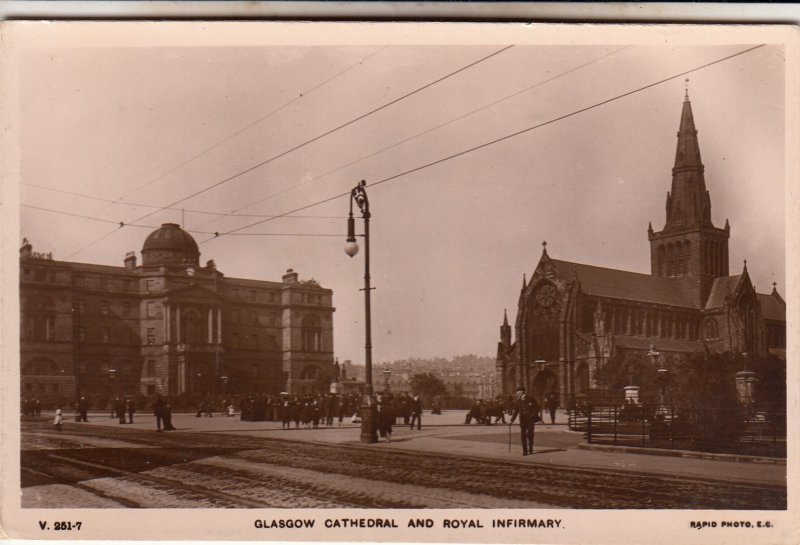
[78,396,89,422]
[117,397,126,424]
[53,408,64,432]
[376,394,393,442]
[509,386,541,456]
[409,393,422,430]
[546,393,558,425]
[126,397,135,424]
[153,394,165,431]
[163,398,176,430]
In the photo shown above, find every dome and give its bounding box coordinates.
[141,223,200,267]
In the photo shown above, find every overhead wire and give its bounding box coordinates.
[23,183,344,219]
[197,44,765,245]
[64,44,513,260]
[194,46,629,228]
[22,204,345,238]
[100,45,389,210]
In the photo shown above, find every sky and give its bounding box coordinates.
[16,31,787,363]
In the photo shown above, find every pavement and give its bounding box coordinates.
[75,408,787,488]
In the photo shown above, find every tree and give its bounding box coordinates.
[408,372,448,401]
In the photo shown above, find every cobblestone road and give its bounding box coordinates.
[21,420,786,509]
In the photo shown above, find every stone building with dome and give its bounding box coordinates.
[20,223,336,403]
[495,93,787,404]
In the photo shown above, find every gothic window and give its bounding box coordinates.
[146,328,155,345]
[667,243,675,276]
[302,314,323,352]
[683,240,691,274]
[147,301,156,318]
[147,360,155,375]
[100,326,110,343]
[704,318,719,340]
[100,300,110,315]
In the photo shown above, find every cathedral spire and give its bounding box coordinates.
[665,91,712,230]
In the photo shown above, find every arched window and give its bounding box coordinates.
[683,240,691,275]
[667,243,675,276]
[704,318,719,340]
[302,314,322,352]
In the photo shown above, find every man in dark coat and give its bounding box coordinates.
[126,397,135,424]
[153,394,165,431]
[509,386,541,456]
[409,394,422,430]
[117,397,127,424]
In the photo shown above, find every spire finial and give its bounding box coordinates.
[541,240,548,256]
[684,78,690,100]
[743,259,748,272]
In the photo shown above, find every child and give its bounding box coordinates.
[53,408,64,431]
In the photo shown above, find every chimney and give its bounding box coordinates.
[282,268,298,284]
[124,251,137,269]
[20,238,32,259]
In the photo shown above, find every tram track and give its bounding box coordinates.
[21,420,787,509]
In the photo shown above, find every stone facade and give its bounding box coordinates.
[20,224,335,403]
[496,94,786,405]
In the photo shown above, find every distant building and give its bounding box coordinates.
[496,93,786,404]
[20,223,336,404]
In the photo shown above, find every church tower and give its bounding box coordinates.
[648,91,730,306]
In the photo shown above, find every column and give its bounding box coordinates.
[217,308,222,344]
[176,305,181,344]
[164,303,170,343]
[208,308,213,344]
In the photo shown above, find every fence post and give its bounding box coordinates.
[670,404,675,449]
[587,406,592,443]
[641,404,646,448]
[613,405,618,446]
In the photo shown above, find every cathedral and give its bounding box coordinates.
[20,223,336,404]
[495,93,787,404]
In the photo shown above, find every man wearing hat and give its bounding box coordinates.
[509,386,541,456]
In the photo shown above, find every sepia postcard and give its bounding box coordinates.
[0,20,798,544]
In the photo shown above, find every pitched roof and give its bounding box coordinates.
[550,259,695,308]
[705,275,742,309]
[757,293,786,322]
[613,335,706,354]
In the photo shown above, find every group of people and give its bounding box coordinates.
[111,396,136,424]
[20,398,42,417]
[374,392,424,441]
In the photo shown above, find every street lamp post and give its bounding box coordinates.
[345,180,378,443]
[383,368,391,393]
[108,368,117,418]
